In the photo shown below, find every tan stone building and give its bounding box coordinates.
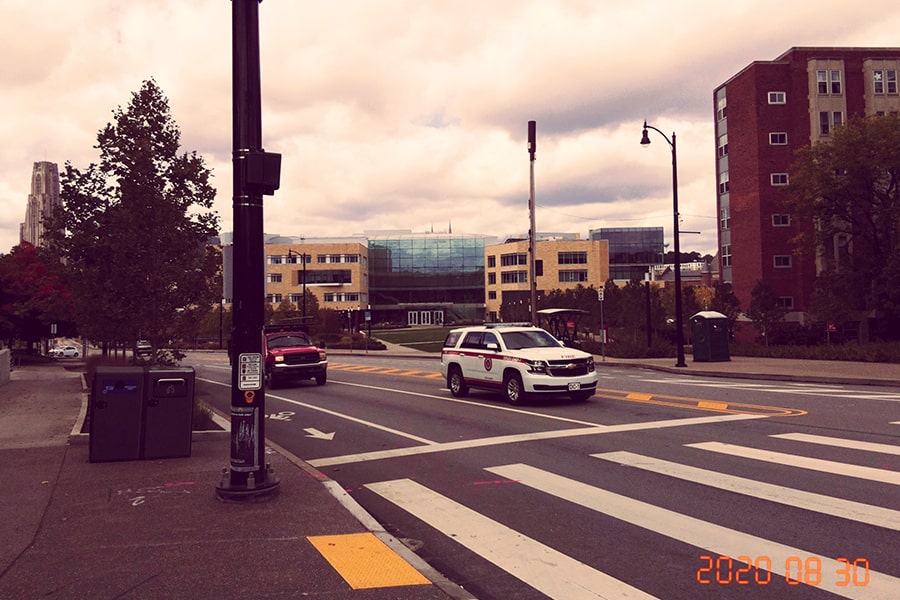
[20,161,61,249]
[261,236,370,320]
[484,237,609,321]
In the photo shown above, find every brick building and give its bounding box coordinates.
[714,47,900,331]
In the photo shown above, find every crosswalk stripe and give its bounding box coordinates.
[771,433,900,456]
[687,442,900,486]
[486,463,900,599]
[592,451,900,531]
[365,478,658,600]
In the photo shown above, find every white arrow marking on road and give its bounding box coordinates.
[304,427,335,440]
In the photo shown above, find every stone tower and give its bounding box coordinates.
[20,161,61,249]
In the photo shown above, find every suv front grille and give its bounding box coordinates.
[546,358,593,377]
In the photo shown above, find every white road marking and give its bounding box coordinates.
[638,378,900,401]
[770,433,900,456]
[593,451,900,531]
[197,377,437,445]
[487,463,900,599]
[365,478,658,600]
[309,414,763,468]
[687,442,900,486]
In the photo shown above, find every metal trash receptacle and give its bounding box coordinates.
[143,367,195,459]
[90,366,145,462]
[690,311,731,362]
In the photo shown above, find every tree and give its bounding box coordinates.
[745,280,787,345]
[709,282,741,339]
[46,80,219,355]
[0,243,75,348]
[787,114,900,338]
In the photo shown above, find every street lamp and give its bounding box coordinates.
[287,249,308,318]
[641,120,687,368]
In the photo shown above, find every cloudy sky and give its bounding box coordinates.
[3,1,899,257]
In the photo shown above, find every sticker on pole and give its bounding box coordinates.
[238,353,262,390]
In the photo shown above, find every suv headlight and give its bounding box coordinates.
[587,356,595,370]
[274,355,284,363]
[525,359,549,374]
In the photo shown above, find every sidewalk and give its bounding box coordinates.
[0,362,470,600]
[1,353,897,599]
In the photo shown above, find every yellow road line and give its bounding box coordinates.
[307,532,430,590]
[596,387,805,417]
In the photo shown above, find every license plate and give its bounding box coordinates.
[567,382,581,391]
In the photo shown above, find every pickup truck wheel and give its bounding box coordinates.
[315,372,327,386]
[447,366,469,397]
[265,371,278,389]
[504,372,526,405]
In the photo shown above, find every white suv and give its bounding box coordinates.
[440,324,598,405]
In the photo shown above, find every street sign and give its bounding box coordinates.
[238,353,262,391]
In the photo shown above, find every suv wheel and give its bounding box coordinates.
[315,372,327,386]
[570,390,593,402]
[447,366,469,397]
[504,372,526,405]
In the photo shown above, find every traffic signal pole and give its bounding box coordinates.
[217,0,281,500]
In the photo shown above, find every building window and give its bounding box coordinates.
[487,272,496,285]
[817,70,842,95]
[500,252,528,267]
[819,111,844,136]
[768,91,786,104]
[266,273,282,283]
[776,296,794,309]
[501,271,528,284]
[769,132,788,145]
[874,70,898,95]
[720,207,731,230]
[772,214,791,227]
[721,244,732,267]
[718,171,730,194]
[266,294,283,303]
[559,270,588,283]
[557,251,588,265]
[488,291,497,300]
[717,133,728,157]
[716,96,727,120]
[819,111,830,135]
[289,294,302,303]
[774,255,792,268]
[306,270,352,284]
[487,255,496,268]
[771,173,789,186]
[267,255,283,265]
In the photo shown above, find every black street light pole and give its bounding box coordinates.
[641,120,687,368]
[287,249,308,319]
[218,0,282,500]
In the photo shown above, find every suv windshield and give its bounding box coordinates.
[500,330,561,350]
[268,334,312,349]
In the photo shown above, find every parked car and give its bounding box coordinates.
[263,325,327,388]
[135,340,153,357]
[51,345,80,358]
[440,324,598,404]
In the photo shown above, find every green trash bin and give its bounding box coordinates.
[90,366,145,462]
[143,367,195,459]
[690,311,730,362]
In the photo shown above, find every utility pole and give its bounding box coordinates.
[217,0,281,500]
[528,120,537,326]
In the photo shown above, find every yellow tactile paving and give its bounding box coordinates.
[307,532,431,589]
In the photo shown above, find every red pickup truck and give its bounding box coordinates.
[262,325,327,388]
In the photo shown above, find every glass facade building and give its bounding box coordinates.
[589,227,664,281]
[367,231,496,325]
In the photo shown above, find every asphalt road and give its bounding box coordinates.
[191,353,900,600]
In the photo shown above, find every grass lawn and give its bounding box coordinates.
[371,327,452,353]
